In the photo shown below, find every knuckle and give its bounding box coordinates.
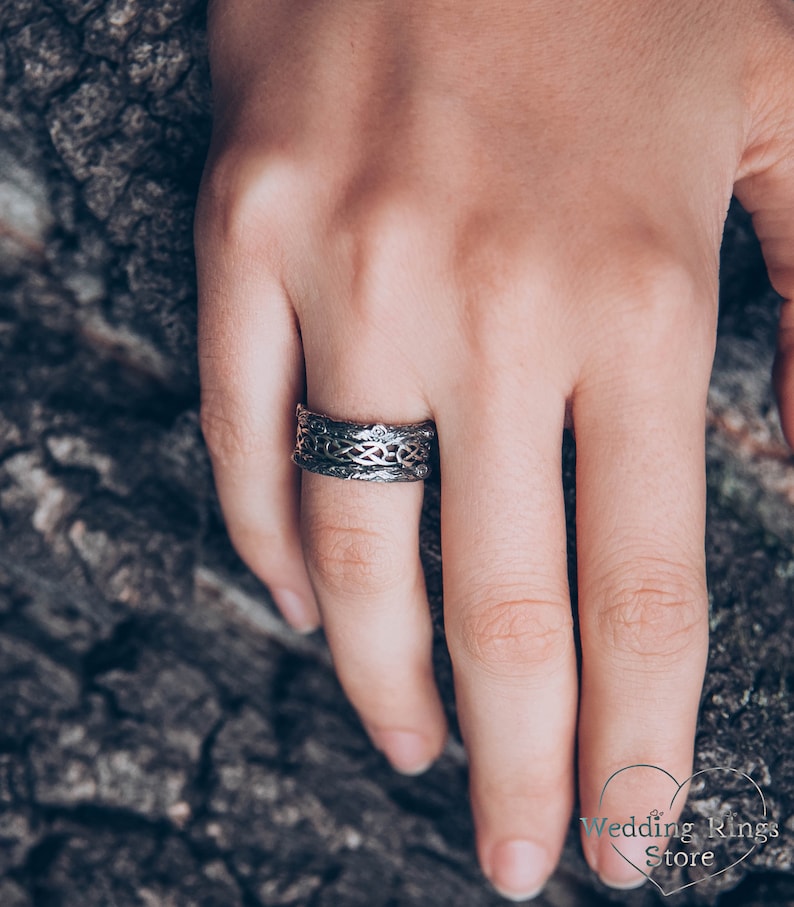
[595,562,706,659]
[623,249,698,308]
[196,149,294,258]
[620,271,698,344]
[303,517,400,597]
[586,238,716,381]
[226,525,284,577]
[477,762,572,808]
[337,190,434,324]
[601,239,711,345]
[344,185,426,249]
[453,596,573,677]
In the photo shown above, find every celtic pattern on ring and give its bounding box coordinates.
[292,405,436,482]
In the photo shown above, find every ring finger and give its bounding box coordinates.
[297,325,448,774]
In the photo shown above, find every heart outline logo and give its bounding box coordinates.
[597,764,768,897]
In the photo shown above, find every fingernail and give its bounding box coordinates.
[272,588,320,633]
[598,837,650,890]
[486,839,548,901]
[368,729,434,775]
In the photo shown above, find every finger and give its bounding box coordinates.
[292,200,451,773]
[195,177,320,632]
[734,61,794,446]
[440,378,577,902]
[574,303,712,889]
[301,463,448,775]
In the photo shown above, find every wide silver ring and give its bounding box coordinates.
[292,404,436,482]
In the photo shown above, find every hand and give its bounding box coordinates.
[194,0,794,898]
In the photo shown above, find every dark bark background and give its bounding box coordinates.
[0,1,793,904]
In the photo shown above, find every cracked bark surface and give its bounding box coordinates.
[1,1,793,905]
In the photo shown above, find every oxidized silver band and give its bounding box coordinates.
[292,404,436,482]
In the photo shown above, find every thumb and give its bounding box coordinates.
[734,36,794,447]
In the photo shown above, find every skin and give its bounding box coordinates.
[195,0,794,899]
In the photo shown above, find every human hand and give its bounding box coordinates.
[194,0,794,898]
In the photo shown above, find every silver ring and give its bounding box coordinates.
[292,404,436,482]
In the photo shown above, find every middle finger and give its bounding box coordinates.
[440,372,577,901]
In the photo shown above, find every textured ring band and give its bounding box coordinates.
[292,404,436,482]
